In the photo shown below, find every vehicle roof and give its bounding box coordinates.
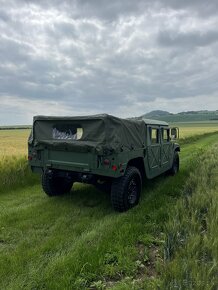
[141,118,168,126]
[34,114,169,126]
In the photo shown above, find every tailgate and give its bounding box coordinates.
[45,149,96,172]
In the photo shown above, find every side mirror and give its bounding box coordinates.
[171,127,179,140]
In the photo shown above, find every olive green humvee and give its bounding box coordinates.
[28,114,180,212]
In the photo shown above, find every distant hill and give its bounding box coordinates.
[141,110,171,119]
[0,125,31,130]
[139,110,218,123]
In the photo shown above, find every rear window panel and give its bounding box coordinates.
[52,124,83,140]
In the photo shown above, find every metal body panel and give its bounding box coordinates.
[143,125,175,179]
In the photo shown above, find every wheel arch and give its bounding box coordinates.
[174,144,180,152]
[126,157,146,180]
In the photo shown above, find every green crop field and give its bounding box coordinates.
[0,125,218,289]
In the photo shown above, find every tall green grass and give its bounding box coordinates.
[0,156,39,193]
[161,144,218,289]
[0,132,217,289]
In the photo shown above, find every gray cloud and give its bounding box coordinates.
[0,0,218,124]
[19,0,218,19]
[158,29,218,47]
[162,0,218,17]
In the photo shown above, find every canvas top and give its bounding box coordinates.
[29,114,168,154]
[33,114,168,126]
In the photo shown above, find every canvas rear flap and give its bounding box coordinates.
[29,114,146,154]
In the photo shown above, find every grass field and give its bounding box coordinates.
[0,129,30,157]
[0,125,218,289]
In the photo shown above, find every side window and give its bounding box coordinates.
[162,128,170,142]
[150,128,159,144]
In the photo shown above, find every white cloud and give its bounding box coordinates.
[0,95,98,125]
[0,0,218,124]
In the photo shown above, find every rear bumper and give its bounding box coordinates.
[30,162,121,178]
[28,147,124,178]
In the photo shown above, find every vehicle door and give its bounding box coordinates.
[147,126,161,177]
[161,127,172,170]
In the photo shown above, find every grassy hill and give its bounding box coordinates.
[139,110,218,123]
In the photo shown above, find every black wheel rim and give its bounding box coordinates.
[127,177,138,205]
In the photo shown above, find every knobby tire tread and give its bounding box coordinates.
[111,166,141,212]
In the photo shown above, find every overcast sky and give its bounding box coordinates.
[0,0,218,125]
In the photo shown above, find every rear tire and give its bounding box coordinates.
[169,152,179,176]
[42,170,73,196]
[111,166,142,212]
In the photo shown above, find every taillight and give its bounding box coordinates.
[112,165,117,171]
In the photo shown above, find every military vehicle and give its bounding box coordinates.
[28,114,180,212]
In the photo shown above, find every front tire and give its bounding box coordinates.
[169,152,179,176]
[42,170,73,196]
[111,166,142,212]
